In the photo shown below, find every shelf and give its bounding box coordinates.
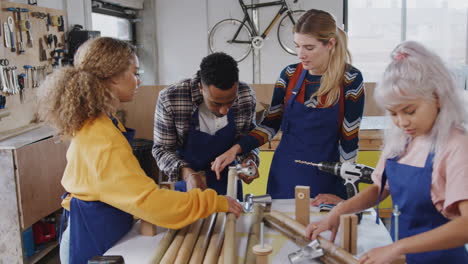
[0,109,10,120]
[27,240,59,264]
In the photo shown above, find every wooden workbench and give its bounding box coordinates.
[105,199,393,263]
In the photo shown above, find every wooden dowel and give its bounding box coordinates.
[244,203,264,264]
[223,167,237,264]
[175,219,205,264]
[160,225,189,264]
[189,214,217,264]
[203,213,226,264]
[149,228,177,264]
[140,220,157,236]
[265,210,359,264]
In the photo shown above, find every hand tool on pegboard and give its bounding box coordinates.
[6,8,25,53]
[58,16,65,32]
[18,73,25,103]
[7,16,16,52]
[0,95,6,109]
[46,13,51,31]
[20,9,33,48]
[0,59,9,93]
[39,38,47,61]
[3,22,11,48]
[23,65,32,89]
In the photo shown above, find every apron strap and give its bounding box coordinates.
[284,63,306,104]
[375,168,388,224]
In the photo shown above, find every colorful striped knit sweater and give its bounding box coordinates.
[238,63,365,162]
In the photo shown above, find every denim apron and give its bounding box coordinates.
[377,152,468,263]
[176,109,242,199]
[63,116,135,264]
[267,64,346,199]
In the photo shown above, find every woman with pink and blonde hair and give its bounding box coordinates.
[306,41,468,264]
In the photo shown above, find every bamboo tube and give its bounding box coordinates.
[160,225,189,264]
[203,213,226,264]
[244,203,264,264]
[265,210,359,264]
[217,243,225,264]
[189,214,217,264]
[320,254,343,264]
[174,219,205,264]
[263,217,308,248]
[223,166,237,264]
[149,229,178,264]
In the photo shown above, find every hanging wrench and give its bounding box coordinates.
[7,16,16,52]
[0,66,7,93]
[3,22,11,48]
[11,67,19,94]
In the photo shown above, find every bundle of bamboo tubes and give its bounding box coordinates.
[150,167,239,264]
[264,210,360,264]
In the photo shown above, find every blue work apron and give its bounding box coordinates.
[377,152,468,263]
[267,69,346,199]
[65,116,135,264]
[176,109,242,199]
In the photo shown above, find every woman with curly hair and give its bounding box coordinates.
[39,37,242,264]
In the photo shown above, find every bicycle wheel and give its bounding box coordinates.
[208,19,252,62]
[277,10,306,55]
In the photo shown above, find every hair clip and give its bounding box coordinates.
[394,52,408,61]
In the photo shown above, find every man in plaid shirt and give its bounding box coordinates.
[152,53,259,196]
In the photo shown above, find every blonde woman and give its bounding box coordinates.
[39,37,242,264]
[212,9,365,200]
[307,41,468,264]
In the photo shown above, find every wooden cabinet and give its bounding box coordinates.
[0,126,68,263]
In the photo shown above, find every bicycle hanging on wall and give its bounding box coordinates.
[208,0,305,62]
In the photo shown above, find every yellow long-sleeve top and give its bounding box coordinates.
[61,114,228,229]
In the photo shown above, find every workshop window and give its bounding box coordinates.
[347,0,468,83]
[92,13,133,42]
[91,1,137,43]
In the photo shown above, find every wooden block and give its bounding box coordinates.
[140,220,157,236]
[252,244,273,264]
[295,186,310,226]
[350,214,358,255]
[340,214,351,252]
[160,181,175,190]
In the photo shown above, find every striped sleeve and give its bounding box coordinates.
[339,68,365,162]
[238,65,295,152]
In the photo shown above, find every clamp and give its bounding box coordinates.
[243,194,272,213]
[288,239,324,263]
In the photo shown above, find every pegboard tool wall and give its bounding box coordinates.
[0,0,66,136]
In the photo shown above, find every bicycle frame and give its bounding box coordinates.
[230,0,296,44]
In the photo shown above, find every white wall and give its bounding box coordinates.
[6,0,343,85]
[154,0,343,85]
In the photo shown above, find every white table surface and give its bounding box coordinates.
[105,199,393,263]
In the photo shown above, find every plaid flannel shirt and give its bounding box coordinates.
[152,76,259,181]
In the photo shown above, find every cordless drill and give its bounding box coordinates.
[314,162,374,199]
